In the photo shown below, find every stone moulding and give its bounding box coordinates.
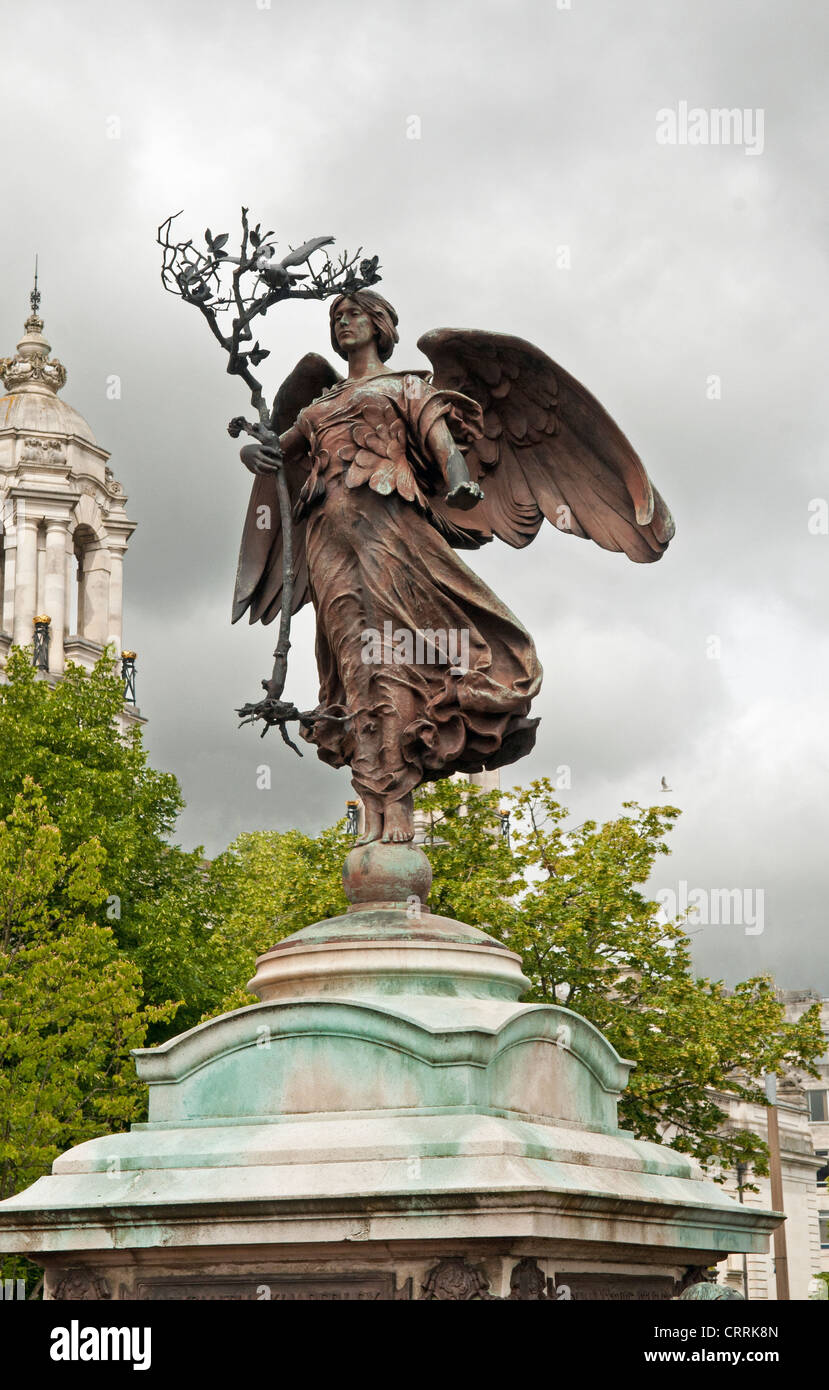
[0,1130,779,1264]
[0,1011,779,1268]
[132,997,631,1108]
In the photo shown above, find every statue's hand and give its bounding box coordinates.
[446,479,484,511]
[240,441,282,476]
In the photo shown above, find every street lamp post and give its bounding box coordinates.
[765,1073,790,1300]
[121,650,137,705]
[32,616,51,672]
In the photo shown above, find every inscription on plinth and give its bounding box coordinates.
[134,1274,412,1301]
[558,1273,674,1301]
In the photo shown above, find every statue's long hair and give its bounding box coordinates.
[329,290,399,362]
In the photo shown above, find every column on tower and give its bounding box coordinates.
[1,526,15,637]
[65,540,76,637]
[12,501,39,646]
[106,541,128,653]
[81,542,112,648]
[44,520,69,674]
[36,526,46,616]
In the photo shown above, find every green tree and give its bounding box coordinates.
[0,779,173,1292]
[0,648,220,1037]
[436,777,824,1177]
[205,822,352,1014]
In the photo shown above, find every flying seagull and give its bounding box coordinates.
[221,237,336,289]
[254,237,335,289]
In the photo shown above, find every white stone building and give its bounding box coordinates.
[0,285,141,727]
[782,993,829,1269]
[714,1086,825,1299]
[678,989,829,1299]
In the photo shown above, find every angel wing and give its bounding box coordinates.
[418,329,675,562]
[231,353,341,625]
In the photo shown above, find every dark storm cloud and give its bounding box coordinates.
[1,0,826,988]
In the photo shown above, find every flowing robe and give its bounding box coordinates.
[274,371,542,804]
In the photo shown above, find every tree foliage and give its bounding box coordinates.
[0,779,173,1291]
[204,822,352,1015]
[496,780,823,1175]
[0,648,220,1037]
[431,778,824,1176]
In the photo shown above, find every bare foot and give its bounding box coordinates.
[381,794,414,843]
[355,803,383,845]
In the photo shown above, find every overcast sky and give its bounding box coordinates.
[1,0,827,991]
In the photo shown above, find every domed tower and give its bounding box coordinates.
[0,278,142,726]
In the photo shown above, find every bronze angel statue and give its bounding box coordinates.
[233,291,674,845]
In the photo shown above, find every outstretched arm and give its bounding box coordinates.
[425,415,484,512]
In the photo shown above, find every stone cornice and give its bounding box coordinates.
[0,423,110,463]
[64,636,105,660]
[2,478,134,526]
[104,524,137,549]
[6,484,81,508]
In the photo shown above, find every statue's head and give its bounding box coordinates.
[329,290,399,362]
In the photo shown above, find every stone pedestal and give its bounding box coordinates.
[0,843,780,1300]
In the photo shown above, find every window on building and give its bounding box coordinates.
[817,1152,829,1189]
[820,1215,829,1249]
[808,1089,829,1122]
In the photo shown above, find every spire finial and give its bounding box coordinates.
[30,255,41,317]
[0,262,66,395]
